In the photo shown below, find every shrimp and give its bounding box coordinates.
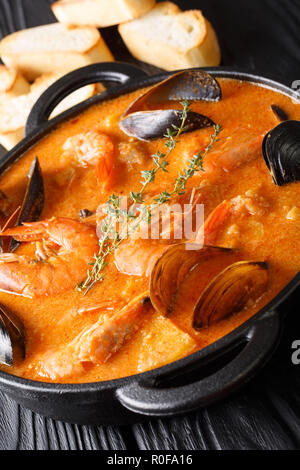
[62,129,115,189]
[191,125,264,174]
[36,203,235,378]
[37,292,152,380]
[114,191,204,277]
[196,199,232,245]
[115,200,234,277]
[115,238,166,277]
[76,292,152,364]
[0,217,99,297]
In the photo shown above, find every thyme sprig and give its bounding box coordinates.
[130,100,191,204]
[152,123,222,206]
[76,197,123,294]
[76,102,221,295]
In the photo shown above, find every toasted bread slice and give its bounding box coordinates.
[0,72,99,150]
[52,0,156,27]
[0,128,24,151]
[119,1,221,71]
[0,23,114,80]
[0,65,30,98]
[30,72,102,117]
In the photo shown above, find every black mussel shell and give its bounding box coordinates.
[192,261,268,330]
[155,70,222,102]
[0,190,8,217]
[120,109,215,141]
[0,304,25,366]
[0,191,10,253]
[10,157,44,252]
[271,104,288,122]
[122,70,222,119]
[262,120,300,186]
[79,209,94,219]
[150,245,237,318]
[0,206,21,254]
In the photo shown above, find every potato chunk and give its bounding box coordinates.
[137,313,197,372]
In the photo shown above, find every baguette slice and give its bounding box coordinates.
[0,72,99,150]
[52,0,156,27]
[0,128,24,151]
[0,23,114,80]
[119,2,221,71]
[0,65,30,98]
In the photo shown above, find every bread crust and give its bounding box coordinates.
[0,72,98,150]
[118,1,221,70]
[0,24,114,80]
[52,0,156,27]
[0,65,30,97]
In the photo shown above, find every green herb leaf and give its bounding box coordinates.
[76,101,221,294]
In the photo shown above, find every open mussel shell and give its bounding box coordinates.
[0,191,11,253]
[0,206,21,254]
[271,104,288,122]
[123,70,222,119]
[192,261,269,330]
[0,304,25,366]
[120,109,215,141]
[150,244,238,317]
[262,120,300,186]
[10,157,44,252]
[120,70,221,141]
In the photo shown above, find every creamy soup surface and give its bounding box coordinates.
[0,78,299,383]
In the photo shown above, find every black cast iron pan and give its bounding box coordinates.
[0,62,298,425]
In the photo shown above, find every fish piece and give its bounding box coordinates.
[137,313,197,372]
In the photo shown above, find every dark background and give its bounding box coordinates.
[0,0,300,450]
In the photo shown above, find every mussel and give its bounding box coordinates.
[0,190,10,218]
[262,120,300,186]
[8,157,44,252]
[0,191,12,253]
[120,70,221,141]
[192,261,269,330]
[0,304,25,366]
[0,206,21,253]
[124,70,222,115]
[271,104,288,122]
[79,209,94,219]
[150,244,239,317]
[121,109,215,141]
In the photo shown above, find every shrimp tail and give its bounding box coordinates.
[195,200,232,245]
[77,292,151,364]
[0,253,21,264]
[1,220,49,242]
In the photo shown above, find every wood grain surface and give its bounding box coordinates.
[0,0,300,451]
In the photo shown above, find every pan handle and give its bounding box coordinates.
[116,312,281,416]
[25,62,148,136]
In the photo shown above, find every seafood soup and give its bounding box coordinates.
[0,72,299,383]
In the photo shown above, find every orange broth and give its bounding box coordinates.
[0,78,299,383]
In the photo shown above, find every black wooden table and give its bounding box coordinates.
[0,0,300,451]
